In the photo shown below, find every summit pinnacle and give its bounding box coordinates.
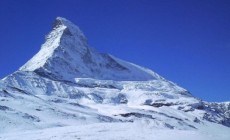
[20,17,161,81]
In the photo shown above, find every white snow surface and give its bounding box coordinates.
[0,17,230,139]
[1,122,230,140]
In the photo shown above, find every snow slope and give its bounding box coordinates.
[1,122,230,140]
[0,17,230,139]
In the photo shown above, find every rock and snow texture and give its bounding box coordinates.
[0,17,230,139]
[20,17,161,81]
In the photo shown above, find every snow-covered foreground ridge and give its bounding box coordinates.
[0,17,229,139]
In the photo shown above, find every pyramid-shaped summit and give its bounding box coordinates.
[1,17,230,138]
[20,17,161,81]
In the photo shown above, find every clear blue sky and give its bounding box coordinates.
[0,0,230,102]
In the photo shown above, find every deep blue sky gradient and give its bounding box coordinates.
[0,0,230,102]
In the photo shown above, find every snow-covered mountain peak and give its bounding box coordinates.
[53,17,87,40]
[54,17,73,27]
[1,17,230,138]
[19,17,163,81]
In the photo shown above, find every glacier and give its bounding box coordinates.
[0,17,229,140]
